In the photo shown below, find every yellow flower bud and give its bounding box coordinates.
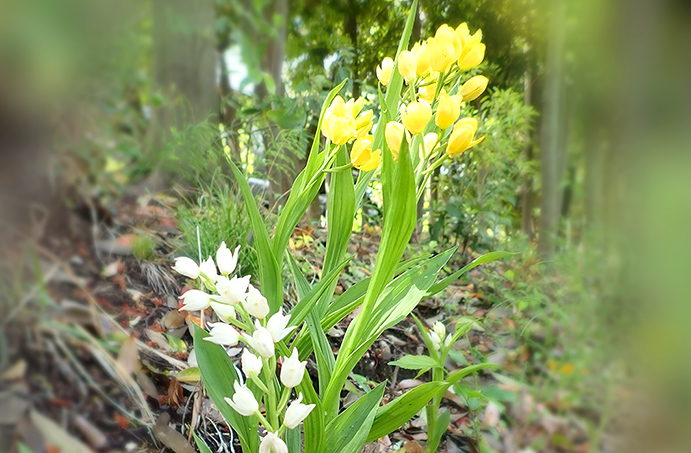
[446,117,484,157]
[400,99,432,135]
[354,109,373,138]
[412,42,431,76]
[398,50,417,84]
[460,75,488,102]
[435,92,461,129]
[325,115,356,145]
[376,57,394,86]
[458,42,485,70]
[422,132,439,158]
[385,121,405,160]
[350,137,381,172]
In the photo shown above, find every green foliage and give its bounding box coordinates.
[431,88,536,250]
[177,175,257,278]
[131,234,156,260]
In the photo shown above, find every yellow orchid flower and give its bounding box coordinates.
[435,92,461,129]
[400,99,432,135]
[350,136,381,172]
[376,57,394,86]
[385,121,405,160]
[446,117,484,157]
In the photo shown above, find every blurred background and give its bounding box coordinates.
[1,0,691,452]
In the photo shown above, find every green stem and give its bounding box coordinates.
[222,314,251,332]
[277,385,292,414]
[324,162,354,173]
[251,375,270,394]
[426,366,445,453]
[262,357,280,428]
[236,304,254,329]
[255,410,275,433]
[422,153,449,177]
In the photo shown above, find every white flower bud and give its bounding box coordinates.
[259,432,288,453]
[199,256,218,280]
[432,321,446,341]
[224,381,258,416]
[241,348,263,378]
[283,393,315,429]
[203,322,239,346]
[243,322,275,358]
[178,289,211,311]
[243,284,270,319]
[210,301,236,321]
[216,242,240,276]
[215,275,250,305]
[429,331,442,351]
[172,257,200,280]
[266,310,296,342]
[280,348,306,388]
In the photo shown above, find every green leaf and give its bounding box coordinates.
[428,408,451,452]
[164,333,187,353]
[286,251,311,299]
[17,443,35,453]
[288,257,351,330]
[192,325,258,451]
[366,381,445,442]
[323,249,454,420]
[227,159,282,314]
[176,366,201,383]
[292,349,325,453]
[388,354,439,370]
[320,145,355,316]
[323,383,386,453]
[272,79,347,266]
[306,310,334,396]
[192,432,213,453]
[445,362,499,386]
[285,425,301,453]
[426,251,519,298]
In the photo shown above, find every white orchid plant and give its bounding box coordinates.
[171,2,514,452]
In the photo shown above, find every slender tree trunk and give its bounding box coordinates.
[538,0,566,259]
[345,0,360,99]
[521,66,535,239]
[255,0,293,205]
[219,52,242,165]
[149,0,217,171]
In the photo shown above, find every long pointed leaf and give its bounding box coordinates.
[323,383,386,453]
[426,251,519,298]
[272,80,348,265]
[227,159,282,313]
[365,381,445,443]
[192,325,258,451]
[323,249,452,419]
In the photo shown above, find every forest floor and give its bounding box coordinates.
[1,191,620,453]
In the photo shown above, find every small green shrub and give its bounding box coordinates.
[177,174,258,278]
